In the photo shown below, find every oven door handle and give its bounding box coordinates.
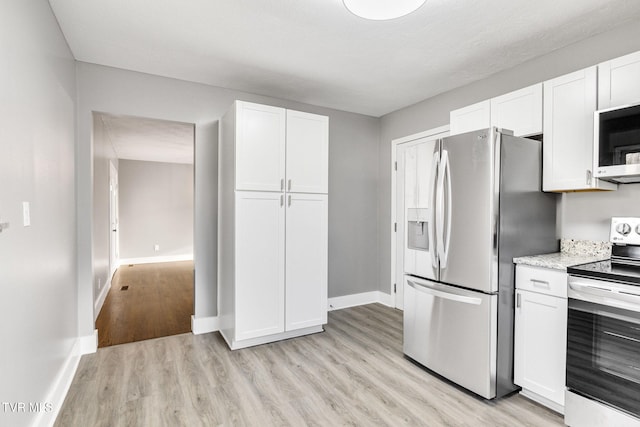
[569,281,640,313]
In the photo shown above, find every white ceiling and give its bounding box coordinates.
[98,113,194,164]
[50,0,640,117]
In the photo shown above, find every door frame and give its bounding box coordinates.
[391,125,449,309]
[109,160,119,282]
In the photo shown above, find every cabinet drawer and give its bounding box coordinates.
[515,265,567,298]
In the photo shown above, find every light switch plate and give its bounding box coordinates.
[23,202,30,227]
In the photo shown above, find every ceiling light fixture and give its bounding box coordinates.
[343,0,426,20]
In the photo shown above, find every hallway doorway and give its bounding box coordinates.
[93,113,195,347]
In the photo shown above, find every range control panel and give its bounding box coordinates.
[610,217,640,245]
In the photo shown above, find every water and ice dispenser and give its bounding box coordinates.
[407,208,429,251]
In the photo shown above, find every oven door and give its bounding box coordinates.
[567,276,640,419]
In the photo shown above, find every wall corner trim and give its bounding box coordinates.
[328,291,393,311]
[79,330,98,355]
[191,315,220,335]
[32,338,83,427]
[94,280,112,321]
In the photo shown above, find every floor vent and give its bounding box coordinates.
[120,285,129,291]
[128,264,134,267]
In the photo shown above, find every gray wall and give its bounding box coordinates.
[378,19,640,294]
[92,114,118,305]
[118,159,194,259]
[561,186,640,241]
[0,2,77,426]
[76,62,380,336]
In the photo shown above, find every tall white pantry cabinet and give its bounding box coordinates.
[218,100,329,350]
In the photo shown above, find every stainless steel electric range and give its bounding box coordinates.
[565,217,640,427]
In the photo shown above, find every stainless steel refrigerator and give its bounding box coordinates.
[403,128,557,399]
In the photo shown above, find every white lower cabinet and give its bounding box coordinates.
[514,265,567,413]
[220,192,328,350]
[235,192,286,341]
[285,193,328,331]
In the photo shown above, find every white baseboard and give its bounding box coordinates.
[222,325,323,350]
[118,254,193,266]
[32,338,82,427]
[376,291,393,307]
[328,291,393,311]
[78,330,98,355]
[191,292,392,334]
[94,280,111,321]
[520,389,564,415]
[191,315,220,335]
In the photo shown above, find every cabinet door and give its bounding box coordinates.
[236,101,286,191]
[285,193,328,331]
[598,50,640,109]
[449,100,490,136]
[514,289,567,406]
[542,67,615,192]
[235,192,286,340]
[490,84,543,137]
[286,110,329,194]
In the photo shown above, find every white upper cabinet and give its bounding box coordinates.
[235,101,286,192]
[286,110,329,194]
[450,84,542,137]
[490,83,543,137]
[449,100,491,136]
[543,66,616,192]
[235,102,328,194]
[598,50,640,110]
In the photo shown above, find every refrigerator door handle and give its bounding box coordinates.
[436,153,445,263]
[428,153,440,268]
[406,279,482,305]
[442,150,452,268]
[437,150,452,268]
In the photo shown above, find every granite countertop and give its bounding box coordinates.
[513,239,611,271]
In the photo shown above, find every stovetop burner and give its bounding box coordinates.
[568,217,640,285]
[568,259,640,286]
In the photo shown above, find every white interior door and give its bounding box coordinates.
[109,161,119,280]
[395,144,408,310]
[403,140,438,281]
[392,127,448,310]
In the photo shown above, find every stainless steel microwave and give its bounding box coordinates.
[594,102,640,183]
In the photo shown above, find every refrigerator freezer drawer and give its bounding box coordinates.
[403,275,498,399]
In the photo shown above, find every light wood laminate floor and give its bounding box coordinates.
[96,261,194,347]
[57,304,563,426]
